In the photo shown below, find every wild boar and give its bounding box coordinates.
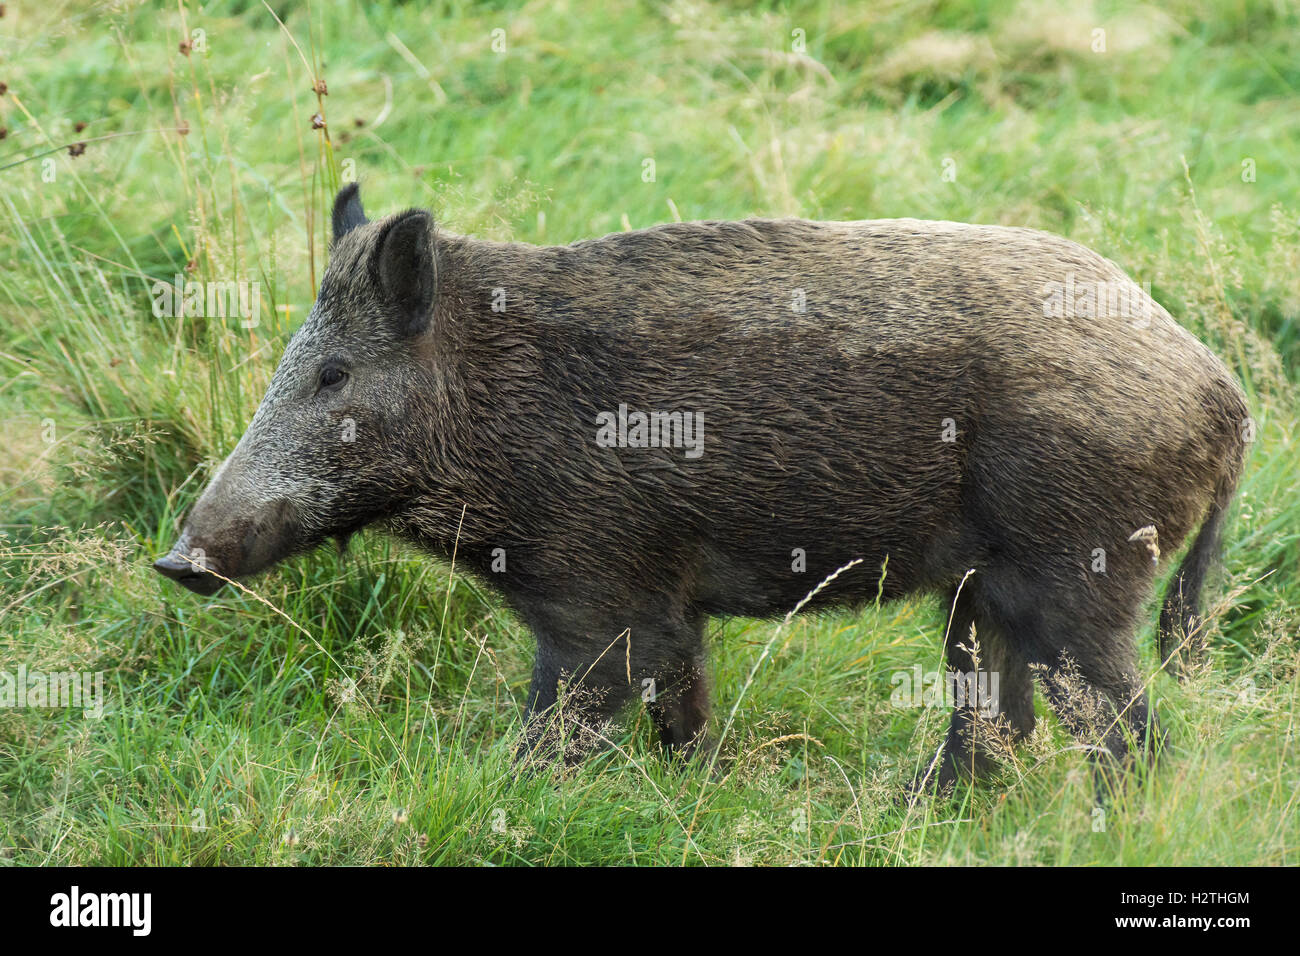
[155,184,1248,789]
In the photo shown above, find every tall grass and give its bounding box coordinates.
[0,0,1296,865]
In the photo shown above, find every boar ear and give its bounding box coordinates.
[332,183,368,242]
[370,209,437,337]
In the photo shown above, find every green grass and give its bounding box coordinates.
[1,0,1297,865]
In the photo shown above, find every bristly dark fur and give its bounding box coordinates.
[158,185,1249,788]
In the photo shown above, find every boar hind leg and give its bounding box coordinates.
[913,584,1035,794]
[986,572,1164,782]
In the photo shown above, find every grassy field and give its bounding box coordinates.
[0,0,1297,866]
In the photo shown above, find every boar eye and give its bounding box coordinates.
[318,366,348,392]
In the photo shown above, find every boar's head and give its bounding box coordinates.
[154,185,443,595]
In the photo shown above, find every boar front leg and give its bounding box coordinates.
[514,603,640,766]
[514,600,711,765]
[643,617,712,759]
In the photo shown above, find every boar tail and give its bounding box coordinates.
[1157,466,1240,679]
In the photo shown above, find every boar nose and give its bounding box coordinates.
[153,549,226,596]
[152,550,194,579]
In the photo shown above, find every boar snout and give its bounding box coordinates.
[154,496,303,596]
[153,542,225,596]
